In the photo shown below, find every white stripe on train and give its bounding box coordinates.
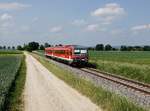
[45,54,73,62]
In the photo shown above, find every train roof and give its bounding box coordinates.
[71,45,88,49]
[45,45,88,50]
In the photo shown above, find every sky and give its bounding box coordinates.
[0,0,150,46]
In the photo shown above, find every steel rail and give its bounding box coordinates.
[80,68,150,95]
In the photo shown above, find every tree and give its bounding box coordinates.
[105,44,112,51]
[134,46,143,51]
[28,42,39,51]
[88,47,95,50]
[7,46,11,50]
[17,45,23,50]
[112,48,118,51]
[39,45,45,50]
[120,45,127,51]
[3,46,6,50]
[127,46,133,51]
[0,46,2,49]
[12,46,15,50]
[143,46,150,51]
[95,44,104,51]
[25,45,32,52]
[44,43,51,48]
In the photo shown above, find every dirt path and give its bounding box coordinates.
[24,52,101,111]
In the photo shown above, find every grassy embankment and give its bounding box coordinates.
[89,51,150,84]
[32,53,146,111]
[0,51,26,111]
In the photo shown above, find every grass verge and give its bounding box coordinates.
[31,53,146,111]
[4,55,26,111]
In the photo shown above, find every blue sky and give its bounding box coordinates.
[0,0,150,46]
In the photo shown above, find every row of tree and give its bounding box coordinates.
[94,44,113,51]
[0,42,51,51]
[92,44,150,51]
[16,42,52,52]
[120,45,150,51]
[89,44,117,51]
[0,46,16,50]
[1,42,150,51]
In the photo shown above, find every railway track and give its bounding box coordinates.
[80,68,150,95]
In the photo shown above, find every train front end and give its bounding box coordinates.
[72,45,88,64]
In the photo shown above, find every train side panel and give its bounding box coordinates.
[45,45,88,64]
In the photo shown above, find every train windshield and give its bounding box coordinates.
[74,49,87,54]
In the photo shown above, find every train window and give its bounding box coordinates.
[74,49,80,54]
[74,50,80,54]
[81,50,87,54]
[74,49,87,54]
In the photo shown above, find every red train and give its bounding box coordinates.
[45,45,88,64]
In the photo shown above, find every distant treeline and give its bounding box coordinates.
[0,46,16,50]
[89,44,150,51]
[0,42,60,52]
[0,42,150,51]
[0,42,50,51]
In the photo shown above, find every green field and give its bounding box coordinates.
[0,50,22,54]
[0,53,22,110]
[89,51,150,84]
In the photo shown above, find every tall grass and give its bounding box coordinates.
[32,53,146,111]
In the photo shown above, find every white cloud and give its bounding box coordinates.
[0,2,31,10]
[72,19,87,26]
[0,13,14,30]
[91,3,125,24]
[86,24,99,31]
[50,26,62,32]
[91,3,125,16]
[85,24,106,32]
[1,13,13,21]
[131,24,150,31]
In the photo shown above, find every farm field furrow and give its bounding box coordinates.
[0,55,22,110]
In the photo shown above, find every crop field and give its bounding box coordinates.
[0,54,22,110]
[89,51,150,84]
[0,50,22,54]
